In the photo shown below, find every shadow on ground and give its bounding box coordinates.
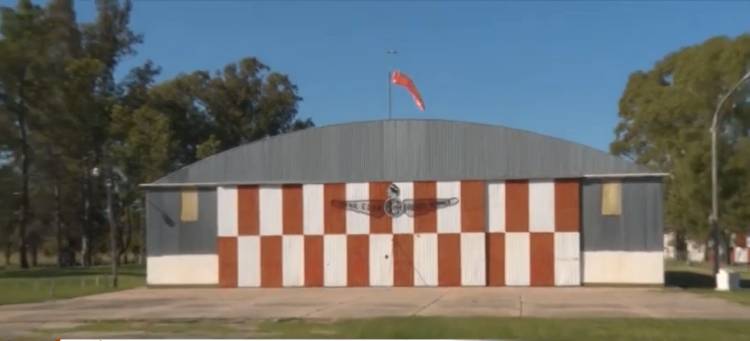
[666,270,750,288]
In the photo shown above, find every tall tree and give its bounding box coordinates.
[150,57,313,169]
[612,35,750,257]
[0,0,56,268]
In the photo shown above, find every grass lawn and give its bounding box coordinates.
[0,264,145,305]
[25,317,750,341]
[665,259,750,306]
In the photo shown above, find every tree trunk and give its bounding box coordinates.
[139,198,146,265]
[16,78,30,269]
[81,171,91,267]
[106,169,119,288]
[119,206,133,265]
[4,239,11,266]
[30,239,38,267]
[55,183,64,267]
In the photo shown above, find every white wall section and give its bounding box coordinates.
[413,233,438,286]
[460,233,486,286]
[282,235,305,287]
[217,186,238,237]
[392,182,414,234]
[554,232,580,286]
[505,232,530,286]
[259,185,283,235]
[147,255,218,285]
[237,236,260,287]
[324,235,347,287]
[529,180,555,232]
[583,251,664,284]
[346,182,370,234]
[303,184,324,235]
[369,234,394,286]
[437,181,461,233]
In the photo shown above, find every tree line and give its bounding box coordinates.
[0,0,313,269]
[612,34,750,259]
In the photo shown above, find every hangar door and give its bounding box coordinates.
[215,179,581,287]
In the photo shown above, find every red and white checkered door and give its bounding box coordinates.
[216,179,581,287]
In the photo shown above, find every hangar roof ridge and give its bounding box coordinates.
[145,119,662,187]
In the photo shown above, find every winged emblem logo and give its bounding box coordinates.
[337,183,459,218]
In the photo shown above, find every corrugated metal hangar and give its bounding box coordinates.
[142,119,666,287]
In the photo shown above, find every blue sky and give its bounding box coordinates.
[8,1,750,150]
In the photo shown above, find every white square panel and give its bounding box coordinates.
[437,181,461,233]
[413,233,438,286]
[237,236,260,287]
[392,182,414,234]
[324,234,347,287]
[303,184,324,235]
[369,234,394,286]
[346,182,370,234]
[505,232,530,286]
[217,186,238,237]
[461,232,486,286]
[529,180,555,232]
[259,185,283,235]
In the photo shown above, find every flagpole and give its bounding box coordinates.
[388,71,392,119]
[387,49,398,119]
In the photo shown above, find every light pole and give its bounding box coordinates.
[709,70,750,278]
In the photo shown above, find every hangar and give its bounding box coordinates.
[142,119,666,287]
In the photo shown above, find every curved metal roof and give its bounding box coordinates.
[147,119,657,186]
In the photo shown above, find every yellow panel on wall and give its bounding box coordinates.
[181,189,199,222]
[601,181,621,216]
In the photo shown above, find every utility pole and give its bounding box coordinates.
[709,70,750,278]
[387,49,398,119]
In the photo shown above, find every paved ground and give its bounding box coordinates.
[1,286,749,323]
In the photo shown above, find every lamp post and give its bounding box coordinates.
[709,70,750,278]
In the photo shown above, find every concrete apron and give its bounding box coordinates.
[0,287,748,322]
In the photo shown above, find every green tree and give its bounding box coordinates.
[612,35,750,257]
[0,0,57,268]
[150,57,314,168]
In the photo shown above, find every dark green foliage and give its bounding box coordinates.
[612,35,750,243]
[0,0,313,269]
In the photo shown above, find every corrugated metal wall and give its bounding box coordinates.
[151,120,650,185]
[581,178,664,252]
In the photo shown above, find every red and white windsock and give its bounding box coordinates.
[391,70,425,111]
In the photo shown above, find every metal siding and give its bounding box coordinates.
[146,189,216,256]
[413,233,438,286]
[237,236,260,287]
[369,234,394,286]
[152,120,651,185]
[460,232,486,286]
[323,234,347,287]
[582,178,663,251]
